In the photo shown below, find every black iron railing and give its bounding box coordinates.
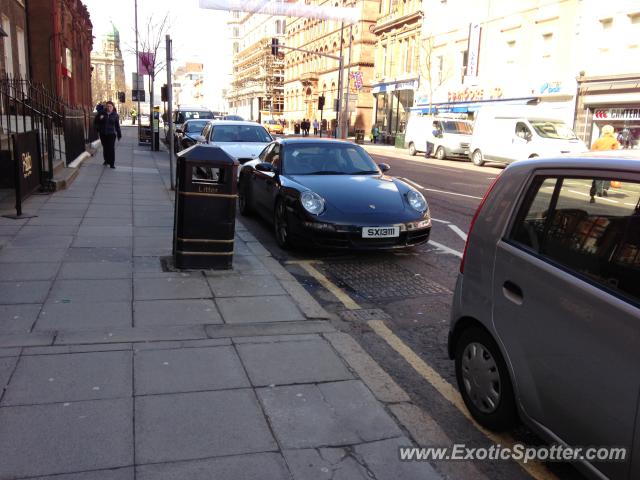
[0,74,91,190]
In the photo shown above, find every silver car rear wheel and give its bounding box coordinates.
[461,342,501,414]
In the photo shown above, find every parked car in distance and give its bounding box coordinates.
[263,119,284,135]
[174,119,209,153]
[165,106,216,142]
[238,138,432,250]
[405,114,473,160]
[449,151,640,480]
[469,106,587,166]
[197,120,273,166]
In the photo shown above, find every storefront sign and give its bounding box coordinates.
[372,79,418,94]
[447,86,503,103]
[540,81,562,94]
[593,108,640,120]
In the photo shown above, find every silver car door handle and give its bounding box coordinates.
[503,281,523,305]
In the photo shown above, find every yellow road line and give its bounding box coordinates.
[288,260,558,480]
[368,319,557,480]
[288,260,361,310]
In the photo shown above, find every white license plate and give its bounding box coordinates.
[362,226,400,238]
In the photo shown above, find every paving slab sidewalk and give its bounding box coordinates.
[0,128,441,479]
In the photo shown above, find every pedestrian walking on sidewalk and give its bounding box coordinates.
[313,118,319,135]
[589,124,619,203]
[371,124,380,144]
[95,101,122,169]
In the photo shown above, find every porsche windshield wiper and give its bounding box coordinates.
[349,170,379,175]
[305,171,346,175]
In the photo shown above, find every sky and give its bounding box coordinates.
[84,0,232,109]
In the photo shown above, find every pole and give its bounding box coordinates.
[134,0,140,139]
[343,23,353,139]
[166,35,175,190]
[335,21,345,138]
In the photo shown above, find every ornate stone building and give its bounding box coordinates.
[227,10,286,122]
[371,0,422,136]
[283,0,378,134]
[90,23,126,108]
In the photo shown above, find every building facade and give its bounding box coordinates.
[573,2,640,147]
[416,0,640,146]
[371,0,422,136]
[27,0,93,111]
[227,10,286,122]
[173,62,206,107]
[90,24,126,109]
[0,0,29,79]
[416,0,581,125]
[283,0,378,134]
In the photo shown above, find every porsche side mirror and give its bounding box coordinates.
[378,163,391,173]
[255,162,273,172]
[195,135,206,143]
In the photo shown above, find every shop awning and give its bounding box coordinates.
[411,96,538,114]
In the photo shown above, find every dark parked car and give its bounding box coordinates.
[238,138,432,249]
[175,119,210,152]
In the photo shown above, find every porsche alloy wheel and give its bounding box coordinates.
[274,200,294,249]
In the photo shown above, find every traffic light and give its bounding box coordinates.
[271,38,279,56]
[161,85,168,102]
[117,91,125,103]
[318,95,325,111]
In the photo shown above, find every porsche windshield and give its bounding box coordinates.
[284,144,379,175]
[211,125,272,143]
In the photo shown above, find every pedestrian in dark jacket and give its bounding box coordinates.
[94,101,122,168]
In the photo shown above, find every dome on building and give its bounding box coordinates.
[105,22,120,45]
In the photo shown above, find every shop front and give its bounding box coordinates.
[372,79,418,140]
[575,74,640,149]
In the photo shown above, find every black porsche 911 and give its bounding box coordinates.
[238,138,432,250]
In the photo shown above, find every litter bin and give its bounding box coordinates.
[355,129,365,144]
[173,144,239,269]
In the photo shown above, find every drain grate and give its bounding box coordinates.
[323,261,451,300]
[339,308,391,322]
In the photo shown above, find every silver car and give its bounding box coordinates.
[197,120,273,166]
[449,152,640,480]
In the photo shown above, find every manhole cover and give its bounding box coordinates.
[339,308,391,322]
[323,261,451,300]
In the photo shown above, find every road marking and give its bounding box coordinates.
[400,178,484,200]
[368,320,558,480]
[429,241,463,258]
[289,261,557,480]
[431,218,450,224]
[568,189,619,204]
[448,224,468,241]
[287,260,360,310]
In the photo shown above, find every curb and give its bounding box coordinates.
[67,151,91,169]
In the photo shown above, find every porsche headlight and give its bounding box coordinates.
[300,191,325,215]
[407,190,427,212]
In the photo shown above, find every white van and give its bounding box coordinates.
[469,106,587,166]
[405,114,473,160]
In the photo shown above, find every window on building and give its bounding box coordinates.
[2,15,13,76]
[233,27,239,37]
[540,32,554,71]
[382,44,387,78]
[460,49,468,82]
[435,55,444,85]
[233,42,239,54]
[505,40,518,66]
[599,18,613,53]
[16,27,26,78]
